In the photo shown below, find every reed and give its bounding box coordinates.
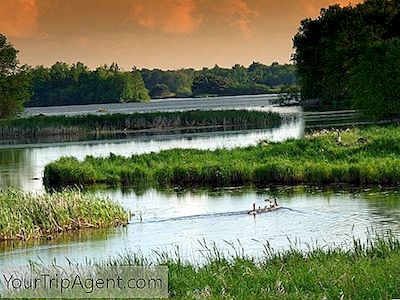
[0,110,282,138]
[20,234,400,299]
[0,189,128,241]
[44,126,400,188]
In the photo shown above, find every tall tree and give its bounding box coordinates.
[350,38,400,120]
[0,34,30,118]
[293,0,400,107]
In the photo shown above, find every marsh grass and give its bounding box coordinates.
[22,234,400,299]
[45,126,400,188]
[0,110,282,138]
[0,189,128,241]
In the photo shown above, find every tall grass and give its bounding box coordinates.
[0,189,128,241]
[45,126,400,187]
[0,110,282,138]
[20,234,400,299]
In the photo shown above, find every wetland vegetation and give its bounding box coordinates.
[0,110,282,138]
[17,234,400,299]
[45,126,400,188]
[0,189,128,241]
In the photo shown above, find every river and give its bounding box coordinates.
[1,102,397,268]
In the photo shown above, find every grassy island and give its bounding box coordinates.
[0,189,128,241]
[44,126,400,188]
[0,110,282,138]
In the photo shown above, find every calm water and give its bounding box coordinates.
[1,187,400,268]
[0,116,303,192]
[0,105,394,267]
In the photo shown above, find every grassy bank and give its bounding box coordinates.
[0,110,282,138]
[17,235,400,299]
[44,126,400,187]
[0,189,128,241]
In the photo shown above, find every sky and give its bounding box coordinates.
[0,0,361,70]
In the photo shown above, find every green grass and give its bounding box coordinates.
[0,189,129,241]
[0,110,282,138]
[44,126,400,187]
[17,234,400,299]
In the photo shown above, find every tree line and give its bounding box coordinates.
[0,33,297,116]
[294,0,400,120]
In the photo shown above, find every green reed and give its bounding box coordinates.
[0,189,128,241]
[0,110,282,138]
[23,234,400,299]
[44,126,400,188]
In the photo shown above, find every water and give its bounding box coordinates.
[0,117,303,192]
[1,187,400,268]
[0,104,391,267]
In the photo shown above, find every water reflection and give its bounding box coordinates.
[1,187,399,268]
[0,118,304,192]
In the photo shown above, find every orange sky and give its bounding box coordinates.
[0,0,361,70]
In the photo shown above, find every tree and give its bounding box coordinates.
[150,83,174,98]
[0,34,30,118]
[293,0,400,107]
[192,73,231,95]
[350,38,400,121]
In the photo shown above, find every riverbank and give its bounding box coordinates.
[12,235,400,299]
[151,235,400,299]
[0,189,128,241]
[44,126,400,187]
[0,110,282,138]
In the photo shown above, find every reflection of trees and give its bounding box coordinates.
[0,148,31,189]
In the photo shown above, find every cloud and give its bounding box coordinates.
[0,0,45,38]
[130,0,202,34]
[218,0,259,38]
[299,0,362,16]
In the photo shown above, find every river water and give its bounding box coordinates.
[0,104,398,267]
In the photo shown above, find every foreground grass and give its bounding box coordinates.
[0,189,128,241]
[45,126,400,187]
[0,110,281,138]
[20,235,400,299]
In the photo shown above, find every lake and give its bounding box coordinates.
[0,101,393,268]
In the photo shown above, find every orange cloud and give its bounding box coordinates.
[300,0,363,16]
[130,0,202,34]
[219,0,258,38]
[0,0,45,38]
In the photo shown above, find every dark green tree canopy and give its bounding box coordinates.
[0,35,18,76]
[350,38,400,120]
[0,34,30,118]
[27,62,150,107]
[293,0,400,108]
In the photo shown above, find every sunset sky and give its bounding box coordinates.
[1,0,361,70]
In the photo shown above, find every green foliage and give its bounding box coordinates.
[26,63,150,107]
[0,110,282,138]
[150,83,175,98]
[192,73,231,95]
[44,126,400,187]
[141,63,297,98]
[0,34,30,118]
[0,189,128,241]
[38,235,400,299]
[350,38,400,121]
[294,0,400,108]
